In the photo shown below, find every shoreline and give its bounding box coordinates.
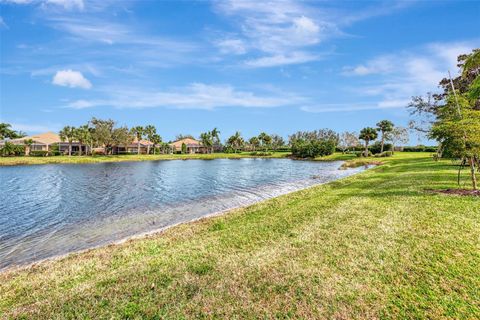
[0,162,370,274]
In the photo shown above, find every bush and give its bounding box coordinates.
[30,150,49,157]
[356,150,372,157]
[250,151,272,156]
[402,145,437,152]
[374,151,393,158]
[291,139,336,158]
[368,141,393,154]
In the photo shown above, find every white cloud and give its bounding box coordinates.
[245,52,318,68]
[52,69,92,89]
[337,41,479,113]
[65,83,305,110]
[45,0,84,10]
[9,122,59,133]
[1,0,84,10]
[213,0,332,67]
[300,99,409,113]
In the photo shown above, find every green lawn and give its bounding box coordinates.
[0,152,289,166]
[1,152,479,319]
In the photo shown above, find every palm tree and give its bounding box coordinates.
[75,125,91,156]
[258,132,272,152]
[249,136,259,151]
[211,127,221,152]
[144,125,157,154]
[131,126,144,155]
[23,139,34,156]
[376,120,394,153]
[150,134,162,154]
[359,127,378,157]
[59,126,76,156]
[227,131,244,153]
[200,131,213,154]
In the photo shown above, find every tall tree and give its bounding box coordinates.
[386,127,409,154]
[150,134,162,155]
[131,126,144,155]
[59,126,76,156]
[270,134,285,151]
[258,132,272,152]
[74,125,91,156]
[144,125,157,155]
[376,120,394,153]
[359,127,378,157]
[200,131,213,154]
[211,128,221,152]
[339,131,359,153]
[227,131,244,153]
[23,139,34,156]
[249,136,260,151]
[90,118,115,154]
[0,123,24,140]
[409,49,480,189]
[113,126,134,154]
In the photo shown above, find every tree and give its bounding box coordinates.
[376,120,394,153]
[200,131,213,154]
[409,49,480,189]
[175,134,194,141]
[0,123,24,140]
[338,131,359,153]
[386,127,409,154]
[75,125,91,156]
[113,126,134,153]
[90,118,115,154]
[181,142,187,154]
[289,129,338,158]
[258,132,272,152]
[227,131,244,153]
[23,139,34,156]
[144,125,157,154]
[249,136,260,151]
[359,127,378,157]
[59,126,76,156]
[211,128,221,152]
[150,134,162,155]
[131,126,144,155]
[270,134,285,151]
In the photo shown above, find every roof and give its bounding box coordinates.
[132,139,154,146]
[8,132,61,145]
[169,138,202,149]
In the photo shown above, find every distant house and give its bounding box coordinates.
[0,132,61,154]
[113,139,154,154]
[169,138,206,154]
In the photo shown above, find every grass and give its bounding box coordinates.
[1,152,479,319]
[0,151,289,166]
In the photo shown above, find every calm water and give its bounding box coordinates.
[0,159,365,270]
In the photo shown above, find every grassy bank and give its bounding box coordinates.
[1,153,479,319]
[0,152,289,166]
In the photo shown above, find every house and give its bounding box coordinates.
[112,139,154,154]
[169,138,207,154]
[0,132,61,154]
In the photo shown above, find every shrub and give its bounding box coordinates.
[356,150,372,157]
[368,141,393,154]
[30,150,49,157]
[374,151,393,158]
[291,139,336,158]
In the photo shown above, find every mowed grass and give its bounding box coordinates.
[0,152,289,166]
[1,153,479,319]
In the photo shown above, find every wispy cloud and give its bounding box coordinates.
[64,83,305,110]
[335,41,479,113]
[0,16,8,28]
[1,0,84,10]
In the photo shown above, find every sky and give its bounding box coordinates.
[0,0,479,143]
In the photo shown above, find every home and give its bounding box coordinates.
[112,139,154,154]
[169,138,206,154]
[0,132,61,154]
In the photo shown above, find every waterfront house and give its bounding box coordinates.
[112,139,154,154]
[169,138,206,154]
[0,132,61,154]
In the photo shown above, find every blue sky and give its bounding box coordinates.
[0,0,479,143]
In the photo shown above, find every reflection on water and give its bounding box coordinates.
[0,158,365,269]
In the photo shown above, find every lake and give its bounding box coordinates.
[0,158,366,270]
